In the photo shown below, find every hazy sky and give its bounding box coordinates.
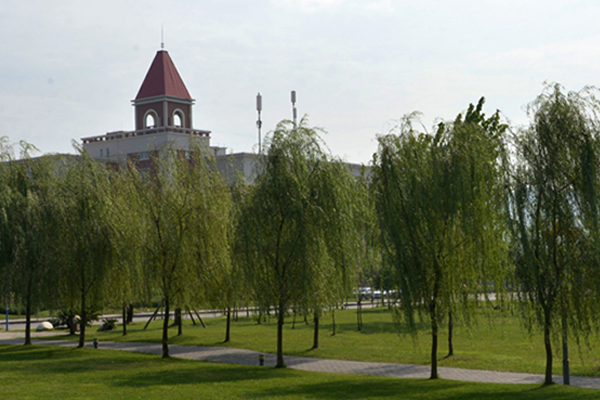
[1,0,600,164]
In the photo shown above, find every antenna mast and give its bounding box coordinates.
[291,90,297,127]
[256,93,263,154]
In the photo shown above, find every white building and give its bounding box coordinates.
[81,48,368,183]
[81,48,225,173]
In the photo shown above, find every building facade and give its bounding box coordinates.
[81,48,366,184]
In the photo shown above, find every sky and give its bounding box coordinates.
[1,0,600,164]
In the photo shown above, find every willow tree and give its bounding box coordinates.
[57,149,116,348]
[4,150,62,345]
[511,85,600,385]
[105,169,146,336]
[238,118,362,367]
[373,99,509,379]
[308,157,364,348]
[125,144,231,358]
[0,141,60,344]
[0,139,12,330]
[221,179,251,343]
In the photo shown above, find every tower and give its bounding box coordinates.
[133,50,194,131]
[81,49,211,166]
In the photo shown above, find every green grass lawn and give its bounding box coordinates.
[55,306,600,378]
[0,344,598,400]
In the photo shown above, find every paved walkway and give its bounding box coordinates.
[1,332,600,390]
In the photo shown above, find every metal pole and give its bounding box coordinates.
[256,93,263,154]
[291,90,297,127]
[5,301,8,331]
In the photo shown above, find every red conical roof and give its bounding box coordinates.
[135,50,192,100]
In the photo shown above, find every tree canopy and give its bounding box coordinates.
[57,150,116,348]
[238,118,363,367]
[511,84,600,384]
[124,143,231,358]
[373,98,509,379]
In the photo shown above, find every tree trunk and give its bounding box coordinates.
[562,314,570,385]
[24,284,32,345]
[78,292,87,348]
[127,303,134,324]
[122,304,127,336]
[162,297,170,358]
[24,298,32,346]
[332,309,336,336]
[543,318,553,385]
[357,297,363,331]
[430,304,439,379]
[224,307,231,343]
[312,312,319,349]
[276,299,286,368]
[430,262,441,379]
[447,310,453,357]
[68,311,76,336]
[175,308,182,336]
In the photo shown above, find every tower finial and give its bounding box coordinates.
[161,25,164,49]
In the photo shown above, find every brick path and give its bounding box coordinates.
[1,332,600,390]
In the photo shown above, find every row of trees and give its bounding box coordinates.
[0,142,233,356]
[373,84,600,384]
[0,122,365,366]
[1,83,598,384]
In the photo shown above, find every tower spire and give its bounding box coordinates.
[161,25,164,50]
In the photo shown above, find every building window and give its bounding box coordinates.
[144,111,158,129]
[100,149,103,157]
[139,151,149,161]
[106,148,110,157]
[173,110,184,128]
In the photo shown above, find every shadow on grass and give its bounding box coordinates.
[41,332,79,341]
[0,345,166,376]
[259,379,598,400]
[2,345,598,399]
[113,363,283,388]
[0,345,76,362]
[1,344,274,383]
[323,320,431,336]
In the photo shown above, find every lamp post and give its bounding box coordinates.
[256,93,263,154]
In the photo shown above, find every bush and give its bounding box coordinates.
[98,318,117,331]
[50,308,102,330]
